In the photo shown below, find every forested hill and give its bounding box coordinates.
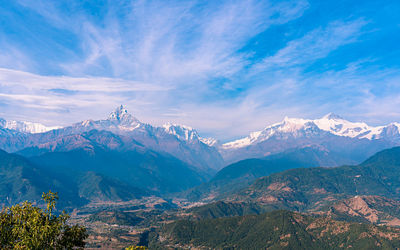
[230,146,400,211]
[149,210,400,249]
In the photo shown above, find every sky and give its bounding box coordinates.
[0,0,400,141]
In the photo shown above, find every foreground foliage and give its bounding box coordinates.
[0,191,87,249]
[126,246,148,250]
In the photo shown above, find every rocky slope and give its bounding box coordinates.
[320,195,400,227]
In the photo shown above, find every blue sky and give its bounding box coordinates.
[0,0,400,140]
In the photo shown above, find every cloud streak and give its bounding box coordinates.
[0,0,399,140]
[57,0,310,84]
[253,19,367,71]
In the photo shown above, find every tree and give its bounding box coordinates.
[126,246,148,250]
[0,191,87,249]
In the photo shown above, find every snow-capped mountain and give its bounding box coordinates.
[0,106,224,173]
[2,108,400,170]
[163,123,200,142]
[220,113,400,165]
[67,105,217,144]
[222,113,399,150]
[162,122,218,146]
[69,105,143,134]
[0,118,61,134]
[106,105,142,130]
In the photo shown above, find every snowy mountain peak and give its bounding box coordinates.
[108,105,135,121]
[314,115,371,138]
[163,122,194,131]
[281,117,310,127]
[322,112,344,120]
[222,113,400,150]
[107,105,140,126]
[163,123,199,141]
[0,118,61,134]
[162,122,218,146]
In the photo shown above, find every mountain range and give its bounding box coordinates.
[0,118,61,134]
[5,107,400,248]
[2,107,400,169]
[2,107,400,208]
[220,113,400,164]
[0,106,224,176]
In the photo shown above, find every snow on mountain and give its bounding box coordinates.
[74,106,225,171]
[199,137,219,147]
[163,123,199,141]
[313,113,383,139]
[222,113,399,149]
[222,117,319,149]
[0,105,214,147]
[162,122,218,146]
[0,118,61,134]
[0,105,224,172]
[71,105,143,133]
[107,105,141,128]
[72,106,215,145]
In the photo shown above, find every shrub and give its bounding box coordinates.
[0,191,87,249]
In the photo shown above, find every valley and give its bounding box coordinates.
[2,107,400,249]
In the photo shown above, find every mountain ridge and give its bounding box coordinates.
[0,106,224,173]
[4,108,400,147]
[0,118,61,134]
[2,107,400,170]
[223,146,400,212]
[222,113,400,150]
[149,210,400,249]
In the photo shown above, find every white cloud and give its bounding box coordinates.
[36,0,310,84]
[0,68,169,125]
[254,19,367,71]
[0,46,34,72]
[3,1,399,141]
[0,68,168,92]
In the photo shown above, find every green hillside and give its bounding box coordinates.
[30,146,205,194]
[77,171,148,202]
[0,149,149,207]
[0,149,85,207]
[88,210,144,226]
[184,146,333,201]
[149,210,400,249]
[186,201,266,220]
[232,147,400,211]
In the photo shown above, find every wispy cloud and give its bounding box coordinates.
[253,19,367,71]
[0,0,399,140]
[0,45,34,72]
[13,0,308,82]
[0,68,168,92]
[0,68,168,125]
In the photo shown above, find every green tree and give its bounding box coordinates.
[0,191,87,249]
[126,246,148,250]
